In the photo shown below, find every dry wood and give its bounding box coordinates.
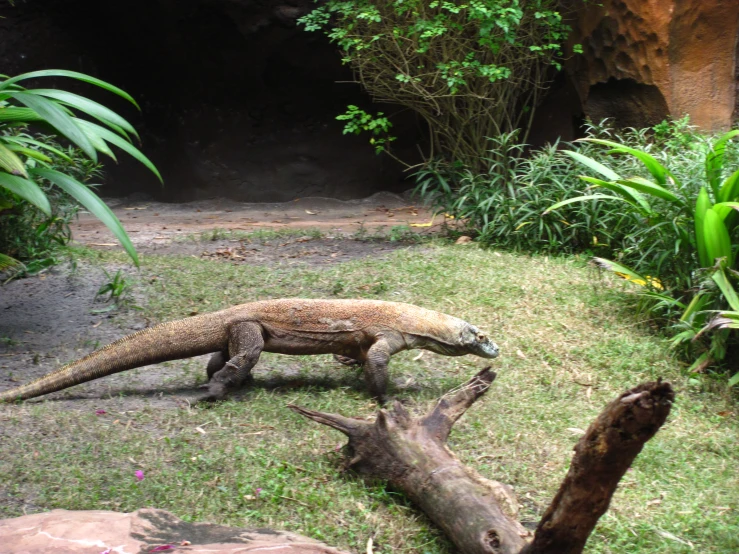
[290,369,673,554]
[521,380,674,554]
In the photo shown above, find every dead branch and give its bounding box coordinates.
[289,370,674,554]
[520,380,675,554]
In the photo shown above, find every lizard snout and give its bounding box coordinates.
[477,338,500,359]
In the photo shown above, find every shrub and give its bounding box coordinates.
[300,0,578,172]
[0,69,161,274]
[548,125,739,379]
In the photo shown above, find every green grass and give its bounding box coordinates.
[1,239,737,553]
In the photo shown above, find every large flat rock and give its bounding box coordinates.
[0,508,349,554]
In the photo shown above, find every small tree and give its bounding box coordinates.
[300,0,578,172]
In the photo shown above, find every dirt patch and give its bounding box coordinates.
[156,235,414,266]
[71,191,441,250]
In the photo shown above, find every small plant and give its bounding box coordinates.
[94,269,131,311]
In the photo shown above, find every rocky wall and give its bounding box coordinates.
[568,0,739,131]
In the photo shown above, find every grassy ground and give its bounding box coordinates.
[1,234,737,553]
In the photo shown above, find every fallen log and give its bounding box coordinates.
[289,368,674,554]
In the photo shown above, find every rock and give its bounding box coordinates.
[566,0,739,132]
[0,508,350,554]
[455,236,473,245]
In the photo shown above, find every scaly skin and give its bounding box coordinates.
[0,299,499,404]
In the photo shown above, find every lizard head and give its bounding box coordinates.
[421,322,499,359]
[459,324,500,359]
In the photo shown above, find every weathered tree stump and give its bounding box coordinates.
[290,368,674,554]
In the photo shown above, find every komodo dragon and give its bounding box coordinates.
[0,298,499,404]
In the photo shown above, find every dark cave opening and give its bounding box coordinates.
[0,0,420,202]
[585,77,670,129]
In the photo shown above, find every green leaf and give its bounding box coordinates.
[687,351,713,373]
[0,69,140,109]
[712,201,739,221]
[579,176,652,214]
[0,143,28,177]
[0,172,51,215]
[694,187,711,268]
[680,291,710,322]
[0,107,43,122]
[563,150,621,180]
[76,120,162,183]
[712,269,739,311]
[584,138,675,185]
[592,257,658,288]
[5,145,53,164]
[706,130,739,197]
[30,89,139,139]
[729,370,739,387]
[616,177,684,206]
[717,168,739,203]
[6,91,97,160]
[703,207,733,267]
[31,168,139,266]
[74,118,117,161]
[543,194,628,215]
[2,135,72,161]
[0,253,24,273]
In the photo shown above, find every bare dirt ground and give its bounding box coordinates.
[71,191,440,247]
[0,192,442,411]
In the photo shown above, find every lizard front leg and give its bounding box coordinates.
[200,322,264,402]
[363,338,395,405]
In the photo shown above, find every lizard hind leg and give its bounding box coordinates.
[206,351,228,380]
[199,322,264,403]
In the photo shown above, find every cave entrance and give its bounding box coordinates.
[0,0,415,202]
[585,78,670,129]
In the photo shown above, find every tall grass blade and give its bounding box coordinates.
[579,176,652,214]
[616,177,684,206]
[544,194,628,215]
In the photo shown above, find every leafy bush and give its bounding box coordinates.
[300,0,578,172]
[0,69,161,274]
[0,133,103,274]
[414,119,739,381]
[548,125,739,380]
[414,124,651,255]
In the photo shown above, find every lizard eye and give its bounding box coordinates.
[477,333,485,342]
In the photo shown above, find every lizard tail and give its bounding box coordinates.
[0,313,227,402]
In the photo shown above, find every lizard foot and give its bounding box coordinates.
[334,354,362,367]
[192,382,228,406]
